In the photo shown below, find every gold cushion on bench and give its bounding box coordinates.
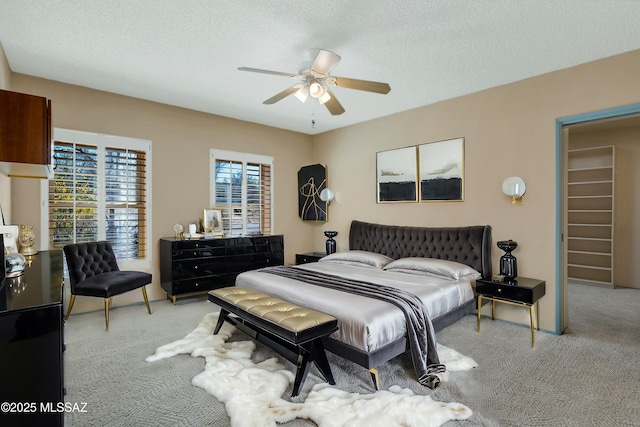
[209,287,336,333]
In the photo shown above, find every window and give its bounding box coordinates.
[211,149,273,237]
[44,129,151,264]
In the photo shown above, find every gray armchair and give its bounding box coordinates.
[63,241,152,330]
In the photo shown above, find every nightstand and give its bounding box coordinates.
[476,277,545,347]
[295,252,326,265]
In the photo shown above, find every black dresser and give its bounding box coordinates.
[0,250,65,427]
[160,235,284,303]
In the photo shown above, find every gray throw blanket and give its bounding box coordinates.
[260,265,446,389]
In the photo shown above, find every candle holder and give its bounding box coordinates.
[324,231,338,255]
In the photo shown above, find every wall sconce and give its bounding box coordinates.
[502,176,526,205]
[319,188,335,203]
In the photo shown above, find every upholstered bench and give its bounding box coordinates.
[208,287,338,397]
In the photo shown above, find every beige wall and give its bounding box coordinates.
[0,43,11,222]
[312,49,640,332]
[9,74,314,313]
[6,48,640,329]
[569,125,640,288]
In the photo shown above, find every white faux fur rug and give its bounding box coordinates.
[146,312,477,427]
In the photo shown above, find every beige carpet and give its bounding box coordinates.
[63,283,640,426]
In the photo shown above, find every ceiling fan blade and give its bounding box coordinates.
[311,49,341,76]
[238,67,297,78]
[332,76,391,94]
[263,84,302,104]
[323,88,345,115]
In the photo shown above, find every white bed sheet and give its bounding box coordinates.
[234,261,474,353]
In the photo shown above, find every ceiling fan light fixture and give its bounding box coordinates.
[294,85,309,103]
[309,81,324,98]
[318,91,331,104]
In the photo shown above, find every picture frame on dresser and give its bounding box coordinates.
[0,225,19,253]
[203,209,223,236]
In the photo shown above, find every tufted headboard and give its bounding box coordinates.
[349,220,492,278]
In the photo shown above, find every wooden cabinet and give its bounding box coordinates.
[567,146,615,287]
[160,235,284,303]
[0,89,53,178]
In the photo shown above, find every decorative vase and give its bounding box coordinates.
[324,230,338,255]
[18,224,37,255]
[497,240,518,280]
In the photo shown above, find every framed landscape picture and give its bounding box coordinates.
[376,147,418,203]
[203,209,223,236]
[418,137,464,202]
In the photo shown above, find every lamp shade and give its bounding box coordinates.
[294,85,309,103]
[502,176,526,197]
[319,188,334,202]
[309,81,324,98]
[318,91,331,104]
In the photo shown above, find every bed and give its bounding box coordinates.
[235,220,492,387]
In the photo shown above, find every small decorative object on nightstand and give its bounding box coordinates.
[324,230,338,255]
[476,276,545,347]
[497,239,518,280]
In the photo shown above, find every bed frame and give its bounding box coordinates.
[321,220,492,382]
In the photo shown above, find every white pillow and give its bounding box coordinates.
[383,257,481,280]
[319,250,394,269]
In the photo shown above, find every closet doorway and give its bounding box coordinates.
[560,112,640,332]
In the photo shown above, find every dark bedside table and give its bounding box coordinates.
[295,252,326,265]
[476,276,545,347]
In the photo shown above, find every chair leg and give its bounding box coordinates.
[141,286,152,315]
[65,295,76,320]
[104,298,110,331]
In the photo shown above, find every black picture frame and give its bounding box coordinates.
[298,164,328,221]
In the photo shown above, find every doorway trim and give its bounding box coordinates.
[555,102,640,334]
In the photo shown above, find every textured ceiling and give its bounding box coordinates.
[1,1,640,135]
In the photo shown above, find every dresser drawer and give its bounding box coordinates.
[476,277,545,305]
[171,258,227,279]
[296,252,325,264]
[168,275,236,294]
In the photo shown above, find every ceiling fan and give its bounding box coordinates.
[238,49,391,116]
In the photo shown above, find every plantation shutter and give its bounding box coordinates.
[213,155,272,237]
[48,139,148,261]
[104,147,147,259]
[247,162,271,235]
[215,160,243,236]
[48,142,99,247]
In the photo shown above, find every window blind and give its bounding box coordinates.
[48,140,148,260]
[214,158,272,236]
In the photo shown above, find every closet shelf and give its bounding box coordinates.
[567,223,612,227]
[568,236,612,242]
[568,180,612,185]
[567,250,612,256]
[567,263,612,271]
